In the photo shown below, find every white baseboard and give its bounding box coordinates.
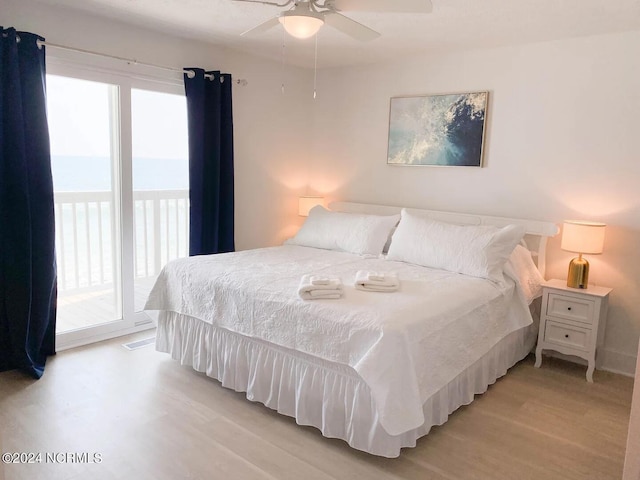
[55,322,156,352]
[545,349,636,378]
[56,326,638,377]
[600,349,637,377]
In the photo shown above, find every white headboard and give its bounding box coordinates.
[329,201,559,279]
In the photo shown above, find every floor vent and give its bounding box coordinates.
[122,337,155,351]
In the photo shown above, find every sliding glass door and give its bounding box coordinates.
[48,75,123,337]
[131,89,189,313]
[46,65,188,348]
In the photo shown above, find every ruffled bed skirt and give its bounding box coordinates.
[156,311,537,457]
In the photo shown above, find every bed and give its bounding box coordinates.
[145,202,559,457]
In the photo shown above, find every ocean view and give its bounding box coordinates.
[52,155,189,192]
[52,155,189,294]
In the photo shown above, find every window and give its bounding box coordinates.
[46,65,189,347]
[131,89,189,312]
[48,75,121,333]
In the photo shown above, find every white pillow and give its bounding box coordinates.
[286,206,400,256]
[503,244,545,304]
[386,209,526,283]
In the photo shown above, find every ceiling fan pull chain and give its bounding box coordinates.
[313,33,318,99]
[281,23,286,95]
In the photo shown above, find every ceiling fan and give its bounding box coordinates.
[233,0,433,41]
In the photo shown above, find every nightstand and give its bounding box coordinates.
[535,279,612,382]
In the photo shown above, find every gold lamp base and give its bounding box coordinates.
[567,254,589,289]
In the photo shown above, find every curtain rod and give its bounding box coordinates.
[35,40,248,86]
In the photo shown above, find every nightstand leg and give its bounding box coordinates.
[535,346,543,368]
[586,360,595,383]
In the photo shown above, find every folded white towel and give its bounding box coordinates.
[355,270,400,293]
[367,272,387,282]
[309,290,343,299]
[298,274,343,300]
[310,275,331,286]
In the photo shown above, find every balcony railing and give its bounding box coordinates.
[54,189,189,292]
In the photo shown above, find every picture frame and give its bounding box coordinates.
[387,91,489,167]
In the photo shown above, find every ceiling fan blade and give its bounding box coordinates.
[329,0,432,13]
[240,16,281,36]
[232,0,292,6]
[324,12,380,41]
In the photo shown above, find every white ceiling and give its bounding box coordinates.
[33,0,640,68]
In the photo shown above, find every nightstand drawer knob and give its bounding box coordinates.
[567,307,572,311]
[565,334,569,338]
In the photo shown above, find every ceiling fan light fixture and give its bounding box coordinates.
[279,11,324,39]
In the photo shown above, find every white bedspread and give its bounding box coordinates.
[145,245,533,436]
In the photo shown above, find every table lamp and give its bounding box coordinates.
[560,220,606,289]
[298,196,325,217]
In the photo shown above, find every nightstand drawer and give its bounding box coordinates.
[544,321,591,351]
[547,293,594,324]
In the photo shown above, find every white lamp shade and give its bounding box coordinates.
[279,15,324,39]
[561,220,606,254]
[298,196,324,217]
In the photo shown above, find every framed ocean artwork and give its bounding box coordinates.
[387,91,488,167]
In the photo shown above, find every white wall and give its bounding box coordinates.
[2,0,314,251]
[4,0,639,373]
[310,31,640,375]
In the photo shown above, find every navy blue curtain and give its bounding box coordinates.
[0,28,56,378]
[184,68,235,256]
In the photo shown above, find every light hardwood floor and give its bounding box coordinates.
[57,277,157,333]
[0,332,633,480]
